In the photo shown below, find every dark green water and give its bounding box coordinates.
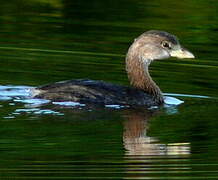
[0,0,218,179]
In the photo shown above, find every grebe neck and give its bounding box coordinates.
[126,57,164,104]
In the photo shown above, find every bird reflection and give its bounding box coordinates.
[122,108,190,156]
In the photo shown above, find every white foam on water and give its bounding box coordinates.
[52,101,86,107]
[105,104,127,109]
[14,108,64,115]
[0,85,33,102]
[164,96,184,106]
[164,93,211,99]
[14,98,50,105]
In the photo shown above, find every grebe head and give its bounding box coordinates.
[125,30,195,103]
[128,30,195,63]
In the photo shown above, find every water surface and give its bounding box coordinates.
[0,0,218,179]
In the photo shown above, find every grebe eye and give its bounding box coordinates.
[162,41,171,49]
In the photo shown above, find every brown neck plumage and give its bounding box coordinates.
[126,54,164,104]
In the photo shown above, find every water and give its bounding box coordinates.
[0,0,218,179]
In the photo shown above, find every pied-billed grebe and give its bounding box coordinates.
[33,30,194,106]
